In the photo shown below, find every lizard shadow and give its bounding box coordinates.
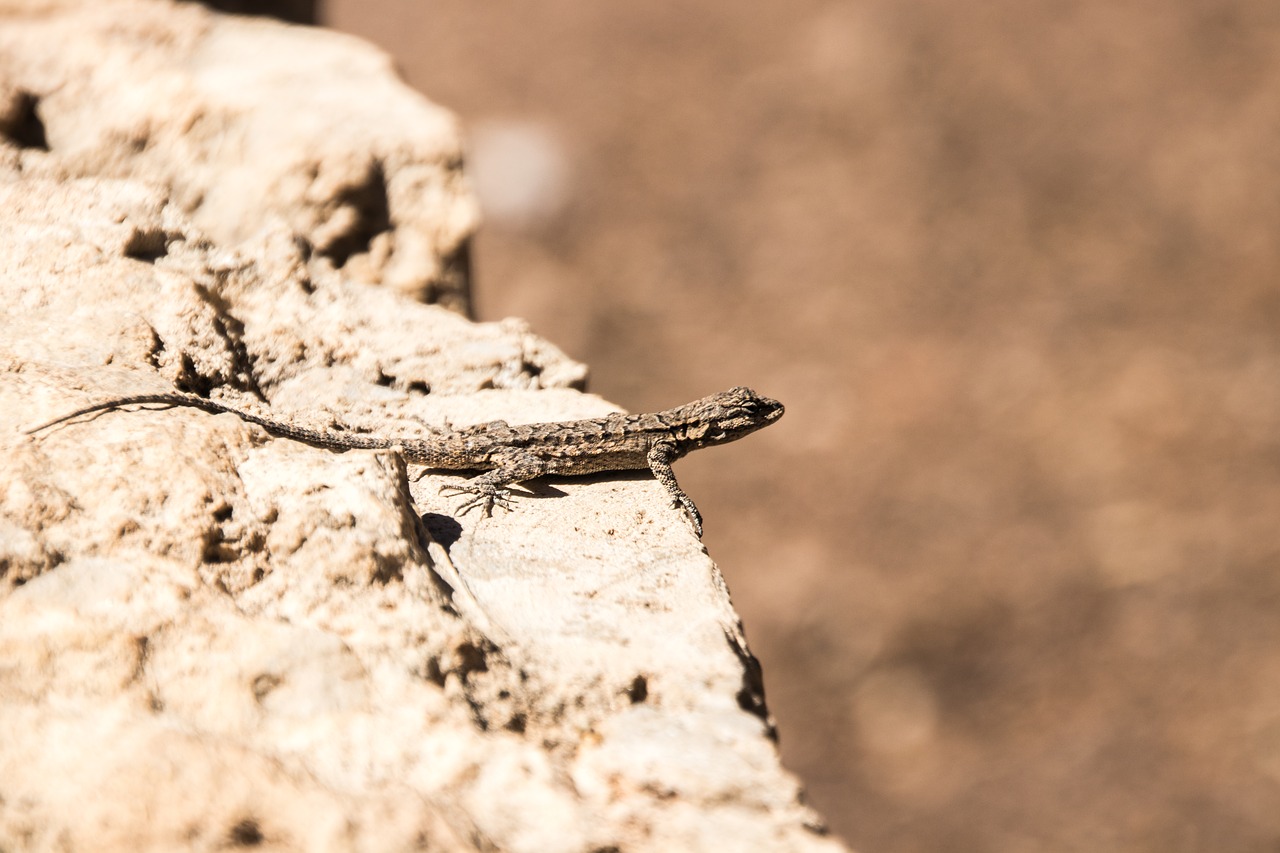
[419,512,464,549]
[421,470,652,549]
[418,482,563,550]
[515,469,652,500]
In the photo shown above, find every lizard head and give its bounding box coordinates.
[677,387,784,448]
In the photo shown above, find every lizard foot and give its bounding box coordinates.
[440,482,514,517]
[672,495,704,539]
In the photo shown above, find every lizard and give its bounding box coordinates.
[24,386,784,537]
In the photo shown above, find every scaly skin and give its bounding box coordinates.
[25,386,784,537]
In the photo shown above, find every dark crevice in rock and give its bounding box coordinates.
[436,236,473,314]
[371,552,404,585]
[0,91,49,150]
[194,285,266,401]
[199,531,238,565]
[319,160,391,269]
[422,655,446,687]
[627,674,648,704]
[227,817,264,847]
[452,641,490,682]
[121,227,171,261]
[727,631,775,740]
[373,370,431,396]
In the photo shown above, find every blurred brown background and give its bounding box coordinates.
[324,2,1280,850]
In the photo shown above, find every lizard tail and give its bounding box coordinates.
[24,394,217,434]
[23,393,391,452]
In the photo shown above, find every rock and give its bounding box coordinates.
[0,3,846,851]
[0,0,477,310]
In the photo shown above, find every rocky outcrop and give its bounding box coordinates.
[0,4,844,851]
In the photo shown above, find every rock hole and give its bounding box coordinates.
[251,673,281,702]
[228,818,263,846]
[121,227,170,261]
[320,160,391,268]
[422,655,446,686]
[173,356,214,398]
[1,91,48,150]
[728,633,774,737]
[627,674,648,704]
[452,641,489,681]
[371,553,402,585]
[437,237,472,307]
[144,332,166,368]
[200,533,237,564]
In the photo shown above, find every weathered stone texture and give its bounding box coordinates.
[0,3,843,852]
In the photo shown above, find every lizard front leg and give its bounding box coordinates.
[647,441,703,538]
[440,450,548,518]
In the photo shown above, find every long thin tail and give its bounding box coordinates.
[23,393,391,451]
[25,394,224,434]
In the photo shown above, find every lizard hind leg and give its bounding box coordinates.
[439,451,546,520]
[440,481,515,517]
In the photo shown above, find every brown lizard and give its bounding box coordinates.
[25,387,784,537]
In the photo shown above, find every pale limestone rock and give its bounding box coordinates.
[0,3,846,852]
[0,0,477,309]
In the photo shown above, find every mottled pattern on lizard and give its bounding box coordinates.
[24,387,784,537]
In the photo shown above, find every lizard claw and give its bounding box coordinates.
[674,496,704,538]
[440,482,514,517]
